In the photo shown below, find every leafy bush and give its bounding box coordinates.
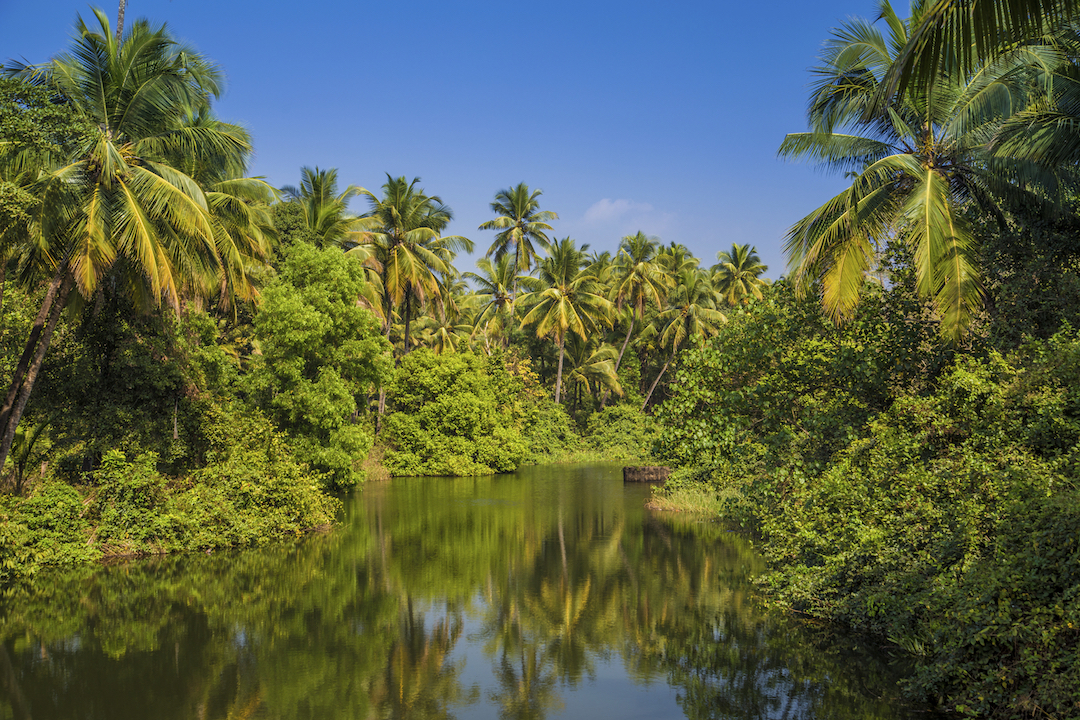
[382,350,530,476]
[655,283,1080,717]
[583,404,658,461]
[247,243,391,488]
[520,398,584,463]
[1,401,339,583]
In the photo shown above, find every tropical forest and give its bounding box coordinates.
[2,1,1080,719]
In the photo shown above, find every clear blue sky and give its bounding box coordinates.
[0,0,873,278]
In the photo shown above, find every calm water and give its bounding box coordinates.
[1,464,933,720]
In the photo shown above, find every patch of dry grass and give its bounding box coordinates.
[645,485,724,515]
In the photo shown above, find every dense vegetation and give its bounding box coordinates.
[0,10,692,581]
[649,2,1080,717]
[4,0,1080,716]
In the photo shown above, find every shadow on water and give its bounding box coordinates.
[0,464,938,720]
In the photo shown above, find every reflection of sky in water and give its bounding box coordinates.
[1,464,937,720]
[449,597,684,720]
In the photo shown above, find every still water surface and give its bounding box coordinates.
[1,464,933,719]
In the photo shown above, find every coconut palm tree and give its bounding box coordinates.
[642,268,726,410]
[884,0,1080,105]
[281,166,365,250]
[610,231,670,371]
[518,238,613,403]
[479,183,558,309]
[358,175,472,356]
[779,0,1069,340]
[464,255,517,352]
[711,243,768,306]
[0,10,261,474]
[565,338,622,412]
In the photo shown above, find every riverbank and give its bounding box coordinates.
[0,446,338,584]
[651,330,1080,719]
[0,464,934,720]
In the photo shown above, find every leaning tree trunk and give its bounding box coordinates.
[554,335,565,404]
[641,352,674,412]
[601,317,636,409]
[0,265,66,437]
[0,273,72,475]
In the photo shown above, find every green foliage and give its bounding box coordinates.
[1,401,339,583]
[0,76,92,168]
[270,200,318,253]
[248,242,391,488]
[382,349,529,476]
[521,398,584,463]
[583,404,658,461]
[658,317,1080,717]
[656,281,948,484]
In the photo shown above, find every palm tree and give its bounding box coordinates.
[518,238,613,403]
[884,0,1080,105]
[479,183,558,309]
[169,109,277,311]
[281,166,365,249]
[358,175,472,356]
[0,10,259,474]
[565,339,622,412]
[711,243,768,306]
[778,0,1068,340]
[642,268,726,410]
[464,255,517,352]
[610,231,670,371]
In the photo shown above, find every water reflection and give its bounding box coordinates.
[0,465,928,720]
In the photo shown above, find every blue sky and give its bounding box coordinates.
[0,0,875,279]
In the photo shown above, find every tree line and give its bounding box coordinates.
[0,7,769,493]
[652,1,1080,717]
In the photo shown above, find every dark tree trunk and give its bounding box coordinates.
[402,287,414,355]
[0,259,6,321]
[0,273,72,475]
[601,317,636,409]
[615,317,634,372]
[554,335,565,404]
[641,352,673,412]
[0,265,66,437]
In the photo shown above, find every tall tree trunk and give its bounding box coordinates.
[115,0,127,42]
[0,265,66,437]
[0,259,6,321]
[402,288,413,355]
[554,335,565,404]
[601,317,636,409]
[0,274,72,475]
[641,352,673,411]
[376,313,393,428]
[614,317,634,372]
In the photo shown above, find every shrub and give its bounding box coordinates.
[382,350,529,476]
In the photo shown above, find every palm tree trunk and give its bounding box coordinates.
[402,288,414,355]
[554,335,565,404]
[641,353,673,411]
[115,0,127,42]
[0,273,72,475]
[0,259,6,321]
[601,317,636,409]
[614,317,634,372]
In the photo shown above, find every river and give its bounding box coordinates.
[0,464,937,719]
